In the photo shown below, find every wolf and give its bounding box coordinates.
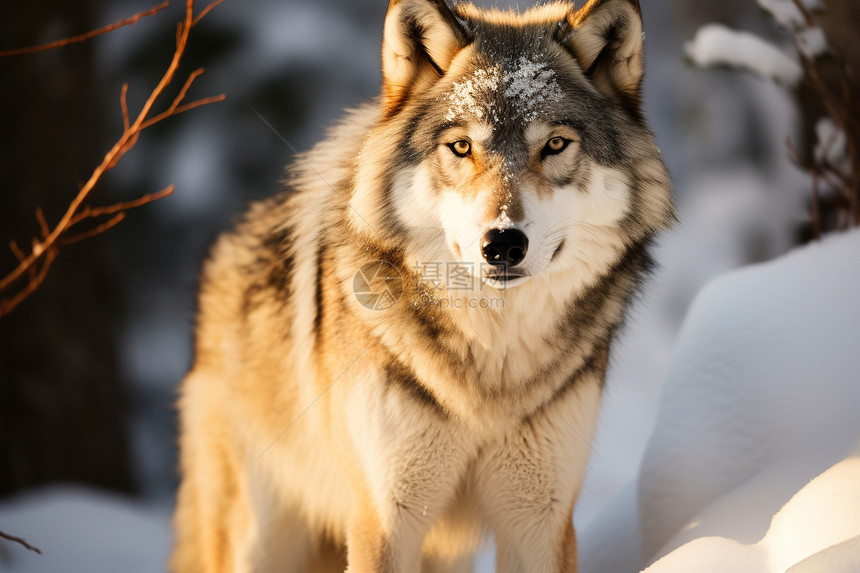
[171,0,675,571]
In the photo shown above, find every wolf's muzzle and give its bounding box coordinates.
[481,228,528,267]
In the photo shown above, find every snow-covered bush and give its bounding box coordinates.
[685,0,859,237]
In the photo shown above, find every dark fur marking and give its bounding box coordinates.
[550,239,566,262]
[240,220,294,316]
[523,240,652,389]
[499,242,652,422]
[552,146,591,189]
[384,361,448,417]
[404,15,446,76]
[240,283,266,317]
[375,116,426,239]
[264,225,294,297]
[523,342,608,425]
[314,240,325,345]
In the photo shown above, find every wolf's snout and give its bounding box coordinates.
[481,229,528,267]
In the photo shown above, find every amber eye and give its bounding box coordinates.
[542,136,570,157]
[448,140,472,157]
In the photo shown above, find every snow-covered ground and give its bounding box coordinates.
[0,487,171,573]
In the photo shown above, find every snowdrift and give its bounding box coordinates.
[583,229,860,572]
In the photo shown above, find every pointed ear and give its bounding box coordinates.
[562,0,644,106]
[381,0,469,115]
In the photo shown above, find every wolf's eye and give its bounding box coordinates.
[542,137,570,158]
[448,140,472,158]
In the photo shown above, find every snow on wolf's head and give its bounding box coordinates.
[350,0,675,293]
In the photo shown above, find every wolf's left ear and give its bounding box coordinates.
[561,0,644,107]
[381,0,469,115]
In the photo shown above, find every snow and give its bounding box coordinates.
[757,0,807,30]
[643,444,860,572]
[579,482,642,573]
[582,229,860,572]
[444,67,501,122]
[796,27,828,59]
[814,117,848,172]
[788,535,860,573]
[444,56,563,124]
[502,56,563,122]
[0,487,171,573]
[695,0,828,80]
[685,24,802,86]
[752,0,829,62]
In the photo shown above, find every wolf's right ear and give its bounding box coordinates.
[560,0,644,109]
[381,0,469,116]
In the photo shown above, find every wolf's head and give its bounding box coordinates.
[350,0,674,293]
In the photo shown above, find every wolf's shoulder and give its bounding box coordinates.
[195,191,293,307]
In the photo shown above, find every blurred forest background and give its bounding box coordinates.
[0,0,855,566]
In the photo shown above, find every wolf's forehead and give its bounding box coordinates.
[442,53,564,126]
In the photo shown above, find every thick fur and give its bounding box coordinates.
[171,1,675,572]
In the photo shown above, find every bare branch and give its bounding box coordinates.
[0,0,226,318]
[0,530,42,555]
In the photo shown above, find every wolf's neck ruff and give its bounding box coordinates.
[334,214,650,430]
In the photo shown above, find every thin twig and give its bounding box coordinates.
[120,83,130,133]
[9,241,26,263]
[35,208,50,239]
[0,2,170,57]
[0,530,42,555]
[165,94,226,117]
[60,214,127,246]
[69,186,175,225]
[192,0,226,26]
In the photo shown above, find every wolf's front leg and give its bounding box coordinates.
[338,379,475,573]
[475,376,603,573]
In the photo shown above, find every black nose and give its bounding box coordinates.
[481,228,529,267]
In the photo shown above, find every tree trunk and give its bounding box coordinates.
[0,0,135,497]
